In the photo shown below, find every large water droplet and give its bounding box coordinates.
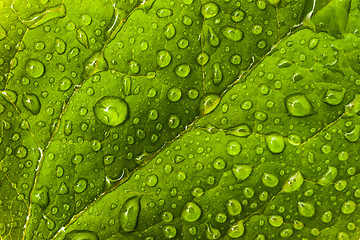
[55,38,66,54]
[298,202,315,217]
[22,92,41,115]
[157,50,172,68]
[282,171,303,193]
[94,96,128,126]
[67,47,80,62]
[58,182,69,195]
[80,13,92,26]
[120,196,141,232]
[227,199,242,216]
[286,94,314,117]
[164,23,176,39]
[76,29,89,48]
[208,26,220,47]
[167,87,182,102]
[196,52,209,66]
[74,178,87,193]
[26,59,45,78]
[206,224,221,239]
[227,220,245,238]
[232,164,252,181]
[23,4,66,29]
[321,210,332,223]
[221,26,243,41]
[146,174,158,187]
[181,202,202,222]
[212,63,222,85]
[31,186,49,210]
[175,64,190,77]
[231,9,245,22]
[318,166,338,186]
[226,140,241,156]
[15,145,28,159]
[269,215,283,227]
[262,173,279,187]
[162,225,177,239]
[265,134,285,153]
[200,94,220,114]
[323,88,346,105]
[341,200,356,214]
[64,230,99,240]
[201,2,219,19]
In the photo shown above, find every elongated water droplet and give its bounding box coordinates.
[227,199,242,216]
[262,173,279,187]
[323,88,346,105]
[200,94,220,114]
[122,75,131,96]
[157,8,173,18]
[64,120,73,136]
[318,166,338,186]
[232,164,252,181]
[82,51,108,78]
[221,26,243,41]
[26,59,45,78]
[23,4,66,29]
[157,50,172,68]
[164,23,176,39]
[277,59,291,68]
[74,178,87,193]
[64,230,99,240]
[227,220,245,238]
[94,96,128,126]
[227,124,251,137]
[1,90,17,103]
[265,134,285,153]
[298,202,315,217]
[22,92,41,115]
[67,47,80,62]
[283,171,303,193]
[212,63,222,85]
[43,214,55,230]
[206,224,221,239]
[181,202,202,222]
[201,2,219,19]
[286,94,314,117]
[55,38,66,54]
[31,186,49,210]
[76,29,89,48]
[106,4,126,41]
[308,38,320,50]
[120,196,141,232]
[208,26,220,47]
[345,125,360,142]
[129,60,140,74]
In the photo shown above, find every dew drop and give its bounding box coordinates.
[226,140,241,156]
[31,186,49,210]
[298,202,315,217]
[26,59,45,78]
[59,77,73,91]
[196,52,209,66]
[162,225,177,239]
[265,134,285,153]
[175,64,190,77]
[74,178,87,193]
[200,94,220,114]
[282,171,303,193]
[227,199,242,216]
[156,8,173,18]
[345,125,360,142]
[212,63,223,85]
[94,96,128,126]
[80,13,92,26]
[76,29,89,48]
[232,164,252,181]
[341,200,356,214]
[168,114,180,129]
[120,196,141,232]
[323,88,346,105]
[55,38,66,54]
[157,50,172,68]
[22,92,41,115]
[206,224,221,239]
[201,2,219,19]
[269,215,283,227]
[227,220,245,238]
[231,9,245,22]
[146,174,158,187]
[318,166,338,186]
[321,210,332,223]
[221,26,243,41]
[164,23,176,39]
[181,202,202,222]
[262,173,279,187]
[167,87,182,102]
[64,230,99,240]
[286,94,314,117]
[208,26,220,47]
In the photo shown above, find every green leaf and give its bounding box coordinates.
[1,0,360,239]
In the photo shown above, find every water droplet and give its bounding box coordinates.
[146,174,158,187]
[341,200,356,214]
[308,38,320,50]
[22,92,41,115]
[64,230,99,240]
[55,38,66,54]
[227,199,242,216]
[120,196,141,232]
[26,59,45,78]
[200,94,220,114]
[162,225,177,239]
[221,26,243,41]
[265,134,285,153]
[164,23,176,40]
[23,4,66,29]
[346,94,360,116]
[56,165,64,177]
[58,182,69,195]
[157,50,172,68]
[167,87,182,102]
[67,47,80,62]
[76,29,89,48]
[59,77,73,91]
[1,90,17,104]
[262,173,279,187]
[31,186,49,210]
[156,8,173,18]
[34,41,45,50]
[269,215,283,227]
[168,115,180,129]
[227,124,251,137]
[226,140,241,156]
[206,224,221,239]
[94,96,128,126]
[201,2,219,19]
[181,202,202,222]
[282,171,303,193]
[177,38,188,48]
[213,157,226,170]
[323,88,346,105]
[215,213,227,223]
[161,211,174,222]
[227,220,245,238]
[232,164,252,181]
[175,64,190,77]
[15,145,28,159]
[230,54,242,65]
[191,187,204,197]
[345,125,360,142]
[208,26,220,47]
[286,94,314,117]
[254,111,267,121]
[196,52,209,66]
[321,210,332,223]
[74,178,87,193]
[80,13,92,26]
[277,59,292,68]
[129,60,140,74]
[231,9,245,22]
[318,166,338,186]
[252,25,263,35]
[212,63,223,85]
[43,215,55,230]
[298,202,315,217]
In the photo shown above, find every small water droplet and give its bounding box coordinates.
[162,225,177,239]
[323,88,346,105]
[196,52,209,66]
[227,199,242,216]
[341,200,356,214]
[269,215,283,227]
[80,13,92,26]
[59,77,73,91]
[64,230,99,240]
[167,87,182,102]
[308,38,320,50]
[156,8,173,18]
[231,9,245,22]
[226,140,241,156]
[321,210,332,223]
[67,47,80,62]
